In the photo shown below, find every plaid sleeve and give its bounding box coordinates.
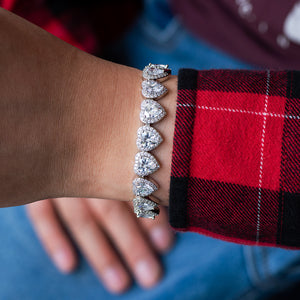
[169,69,300,249]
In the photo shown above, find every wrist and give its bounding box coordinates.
[0,8,95,205]
[58,58,177,207]
[58,56,141,201]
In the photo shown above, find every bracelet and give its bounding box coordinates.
[132,63,171,219]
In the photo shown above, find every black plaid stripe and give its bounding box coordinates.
[197,70,287,97]
[171,90,196,178]
[277,71,300,247]
[280,192,300,247]
[290,71,300,101]
[169,69,198,228]
[187,178,281,244]
[171,70,198,178]
[169,177,188,228]
[178,68,198,90]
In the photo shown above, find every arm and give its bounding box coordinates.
[0,7,176,207]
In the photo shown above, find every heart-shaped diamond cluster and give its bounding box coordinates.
[143,63,170,80]
[133,178,158,197]
[134,152,159,177]
[136,125,162,151]
[142,80,168,99]
[140,99,166,124]
[133,196,160,219]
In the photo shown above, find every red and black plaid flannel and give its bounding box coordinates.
[169,69,300,249]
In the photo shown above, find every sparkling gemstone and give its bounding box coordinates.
[133,196,158,210]
[134,152,159,176]
[140,99,166,124]
[143,64,170,80]
[135,209,159,219]
[132,178,158,196]
[136,125,163,151]
[133,196,160,219]
[142,80,168,99]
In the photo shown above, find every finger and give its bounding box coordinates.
[88,198,163,289]
[26,199,77,273]
[55,198,130,294]
[133,205,175,253]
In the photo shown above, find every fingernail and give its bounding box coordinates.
[150,226,174,252]
[53,250,73,273]
[135,259,161,288]
[103,267,129,294]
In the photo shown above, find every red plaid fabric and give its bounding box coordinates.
[170,69,300,249]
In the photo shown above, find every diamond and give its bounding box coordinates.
[142,80,168,99]
[133,196,160,219]
[134,152,160,176]
[136,125,163,151]
[135,210,159,219]
[133,196,158,210]
[143,64,171,80]
[140,99,166,124]
[133,178,158,196]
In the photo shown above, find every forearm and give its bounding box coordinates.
[0,8,112,206]
[0,8,79,206]
[0,8,176,207]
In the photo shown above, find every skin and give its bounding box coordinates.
[0,7,177,206]
[0,7,178,294]
[27,199,174,293]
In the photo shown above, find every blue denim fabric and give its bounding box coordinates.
[0,1,299,299]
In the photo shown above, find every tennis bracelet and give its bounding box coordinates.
[132,63,171,219]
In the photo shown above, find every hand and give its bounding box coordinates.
[27,198,175,294]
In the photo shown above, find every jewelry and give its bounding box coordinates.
[132,63,171,219]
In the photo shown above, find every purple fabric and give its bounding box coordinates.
[171,0,300,69]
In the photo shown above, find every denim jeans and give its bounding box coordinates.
[0,1,299,299]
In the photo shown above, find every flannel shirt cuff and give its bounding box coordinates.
[169,68,300,249]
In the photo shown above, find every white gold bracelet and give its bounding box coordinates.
[132,63,171,219]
